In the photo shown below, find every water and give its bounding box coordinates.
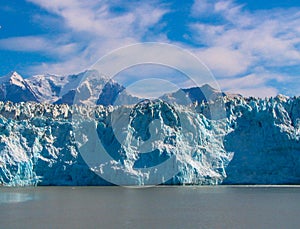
[1,186,300,229]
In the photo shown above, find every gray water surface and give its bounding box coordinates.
[1,186,300,229]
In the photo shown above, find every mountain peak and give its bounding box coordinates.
[201,83,214,89]
[10,71,21,76]
[10,71,23,80]
[0,71,23,84]
[9,71,25,89]
[0,71,38,103]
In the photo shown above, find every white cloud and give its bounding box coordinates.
[27,0,167,39]
[0,36,49,52]
[191,7,300,70]
[191,0,213,16]
[27,36,138,75]
[189,0,300,96]
[228,86,278,98]
[218,71,288,97]
[195,46,252,77]
[22,0,168,75]
[0,36,79,57]
[214,1,232,12]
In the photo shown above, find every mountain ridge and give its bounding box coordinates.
[0,70,242,106]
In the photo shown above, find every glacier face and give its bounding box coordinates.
[0,95,299,186]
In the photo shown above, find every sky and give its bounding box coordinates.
[0,0,300,97]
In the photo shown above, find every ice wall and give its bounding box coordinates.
[0,95,299,186]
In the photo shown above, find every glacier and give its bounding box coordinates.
[0,95,300,186]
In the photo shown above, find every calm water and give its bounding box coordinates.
[1,186,300,229]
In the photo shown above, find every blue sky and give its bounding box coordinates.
[0,0,300,97]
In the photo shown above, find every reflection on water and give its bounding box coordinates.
[0,191,36,204]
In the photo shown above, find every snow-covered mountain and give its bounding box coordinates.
[1,70,130,105]
[0,71,230,106]
[161,84,240,105]
[0,72,38,103]
[28,70,115,105]
[0,95,299,186]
